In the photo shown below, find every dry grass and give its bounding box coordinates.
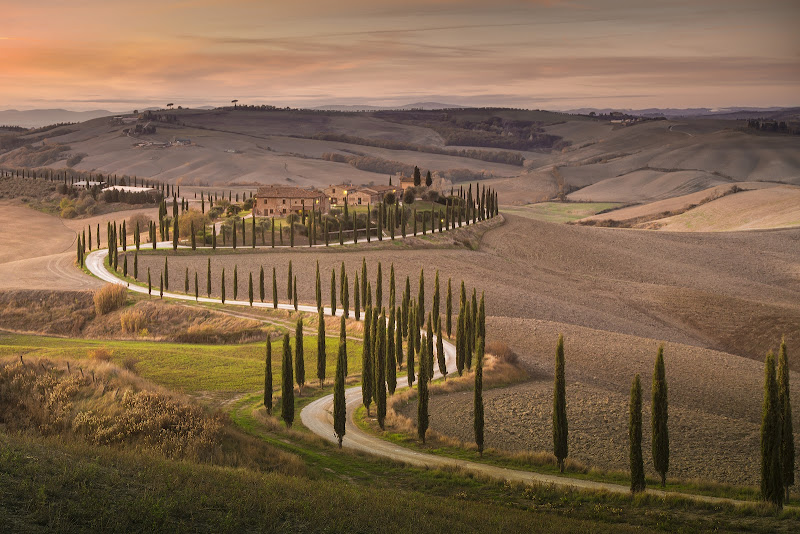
[0,356,304,475]
[93,284,127,315]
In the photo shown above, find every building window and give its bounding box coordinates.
[282,199,286,204]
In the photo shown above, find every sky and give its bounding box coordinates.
[0,0,798,111]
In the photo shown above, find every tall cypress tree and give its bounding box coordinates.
[194,271,198,301]
[287,260,292,300]
[164,256,169,290]
[375,262,382,310]
[387,307,397,394]
[553,334,568,473]
[361,258,367,305]
[317,310,326,387]
[316,261,322,310]
[259,266,265,302]
[407,307,416,387]
[433,271,440,325]
[778,338,795,501]
[630,374,646,493]
[206,258,211,297]
[339,315,348,376]
[436,319,447,380]
[233,265,238,300]
[354,273,361,320]
[272,267,278,309]
[395,305,404,369]
[417,269,425,325]
[334,329,347,448]
[293,275,298,311]
[221,268,225,303]
[330,268,337,316]
[264,339,273,415]
[248,272,254,306]
[376,309,387,430]
[652,345,670,487]
[762,351,784,507]
[281,333,294,428]
[446,278,453,338]
[295,318,304,393]
[342,273,349,318]
[184,267,189,292]
[403,276,411,337]
[417,341,429,443]
[361,307,374,415]
[389,264,396,310]
[474,336,485,456]
[148,267,152,295]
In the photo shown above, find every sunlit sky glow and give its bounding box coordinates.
[0,0,798,111]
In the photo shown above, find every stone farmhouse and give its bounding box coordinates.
[253,185,329,216]
[323,182,403,207]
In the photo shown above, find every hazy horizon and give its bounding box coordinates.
[1,0,798,111]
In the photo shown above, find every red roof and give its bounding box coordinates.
[255,185,326,199]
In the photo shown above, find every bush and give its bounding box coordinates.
[94,284,127,316]
[127,213,152,235]
[403,189,415,204]
[89,348,113,362]
[486,340,518,365]
[120,309,147,333]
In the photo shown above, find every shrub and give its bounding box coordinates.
[122,356,139,372]
[88,348,113,362]
[94,284,127,315]
[120,309,147,333]
[486,340,518,365]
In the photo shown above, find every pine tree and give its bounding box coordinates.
[474,336,485,455]
[762,351,784,507]
[362,308,374,415]
[248,272,254,306]
[281,333,294,428]
[630,374,646,493]
[652,345,670,487]
[272,267,278,309]
[778,338,795,501]
[317,310,326,387]
[293,318,305,395]
[553,334,568,473]
[376,309,387,429]
[265,339,273,415]
[417,341,429,443]
[334,330,347,447]
[387,307,397,394]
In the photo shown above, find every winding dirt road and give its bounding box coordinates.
[84,244,765,508]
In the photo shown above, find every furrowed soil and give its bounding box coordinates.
[132,214,800,487]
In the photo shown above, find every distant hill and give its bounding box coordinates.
[567,106,800,120]
[0,109,124,128]
[312,102,465,112]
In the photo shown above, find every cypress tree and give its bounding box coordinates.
[376,309,387,429]
[361,258,367,305]
[407,308,416,388]
[281,333,294,428]
[148,268,152,295]
[354,273,361,320]
[233,219,237,249]
[464,303,473,370]
[206,258,211,297]
[478,292,485,341]
[191,221,196,250]
[252,215,256,248]
[362,308,374,415]
[293,276,298,311]
[436,319,447,380]
[762,351,784,507]
[389,264,396,310]
[433,271,440,326]
[339,314,348,375]
[317,310,326,387]
[287,261,293,301]
[553,334,568,473]
[391,305,402,369]
[316,261,322,310]
[778,338,795,501]
[652,345,670,487]
[334,330,347,447]
[221,268,226,303]
[172,216,178,251]
[164,256,169,290]
[474,336,485,456]
[417,341,429,443]
[375,262,382,310]
[248,272,254,306]
[194,271,198,301]
[402,276,411,337]
[330,268,337,316]
[630,374,646,493]
[123,254,127,277]
[212,225,217,249]
[159,272,163,299]
[387,307,396,394]
[417,269,425,329]
[272,267,278,309]
[233,266,238,300]
[342,272,349,318]
[259,266,265,302]
[295,318,305,394]
[184,267,189,292]
[265,339,273,415]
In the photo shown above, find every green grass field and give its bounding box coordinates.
[0,332,362,395]
[504,202,622,223]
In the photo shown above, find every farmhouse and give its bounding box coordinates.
[253,185,329,216]
[323,183,355,206]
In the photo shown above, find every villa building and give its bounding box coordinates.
[253,185,329,216]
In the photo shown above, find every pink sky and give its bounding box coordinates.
[0,0,797,111]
